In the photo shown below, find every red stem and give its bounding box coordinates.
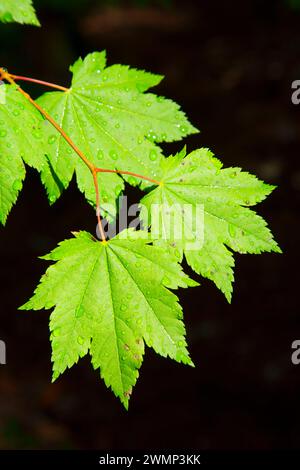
[10,74,69,92]
[92,170,107,243]
[95,168,161,186]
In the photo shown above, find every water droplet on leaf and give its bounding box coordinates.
[109,150,118,161]
[97,149,104,160]
[48,135,57,145]
[52,328,60,337]
[228,224,236,237]
[149,150,158,161]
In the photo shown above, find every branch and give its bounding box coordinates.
[0,67,107,242]
[9,74,69,92]
[95,167,161,186]
[0,68,162,243]
[92,170,107,244]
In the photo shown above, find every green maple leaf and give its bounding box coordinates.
[36,51,198,217]
[0,84,45,224]
[20,229,197,408]
[140,148,281,302]
[0,0,40,26]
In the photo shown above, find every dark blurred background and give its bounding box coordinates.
[0,0,298,450]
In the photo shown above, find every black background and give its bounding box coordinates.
[0,0,298,450]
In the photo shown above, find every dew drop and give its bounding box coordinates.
[177,340,183,347]
[109,150,118,161]
[147,130,157,142]
[77,336,84,345]
[48,135,57,145]
[97,149,104,160]
[0,130,7,138]
[32,129,42,139]
[120,304,127,312]
[149,149,158,161]
[52,328,60,337]
[180,125,187,133]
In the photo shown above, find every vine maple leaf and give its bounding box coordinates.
[140,148,281,302]
[36,51,197,217]
[0,84,45,224]
[20,229,197,408]
[0,0,39,25]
